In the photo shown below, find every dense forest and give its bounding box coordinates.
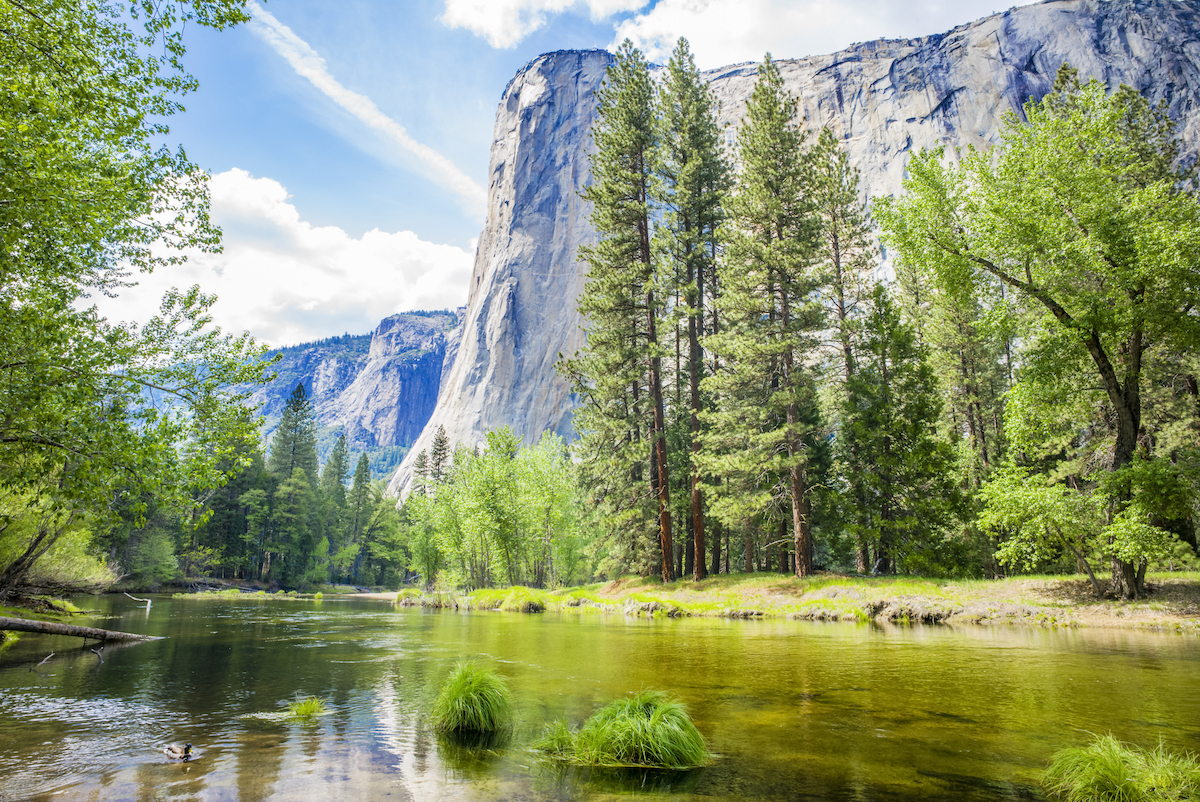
[377,41,1199,600]
[1,2,1197,602]
[552,40,1200,599]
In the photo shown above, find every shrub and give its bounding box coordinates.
[534,691,708,769]
[285,697,328,719]
[1043,734,1200,801]
[312,591,323,600]
[431,661,514,734]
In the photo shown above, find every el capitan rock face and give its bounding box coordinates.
[387,0,1200,498]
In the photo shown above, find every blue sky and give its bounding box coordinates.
[103,0,1035,347]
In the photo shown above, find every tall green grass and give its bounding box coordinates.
[534,691,709,769]
[1043,734,1200,801]
[286,697,328,719]
[431,661,514,733]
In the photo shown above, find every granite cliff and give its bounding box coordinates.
[252,311,458,471]
[387,0,1200,498]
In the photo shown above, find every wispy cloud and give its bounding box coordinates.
[440,0,648,49]
[247,0,486,214]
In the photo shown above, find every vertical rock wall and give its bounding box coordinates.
[387,0,1200,499]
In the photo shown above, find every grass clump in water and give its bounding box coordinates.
[286,697,328,719]
[432,661,514,734]
[1042,734,1200,801]
[533,691,709,769]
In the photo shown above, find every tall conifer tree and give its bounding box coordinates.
[658,38,730,580]
[810,127,878,572]
[567,39,675,581]
[704,55,823,576]
[268,383,318,488]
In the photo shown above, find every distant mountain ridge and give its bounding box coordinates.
[251,309,461,476]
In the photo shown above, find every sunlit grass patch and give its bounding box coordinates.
[1042,734,1200,801]
[285,697,328,720]
[499,586,547,613]
[533,690,709,769]
[466,588,507,610]
[432,660,514,734]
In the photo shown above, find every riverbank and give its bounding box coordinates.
[370,572,1200,633]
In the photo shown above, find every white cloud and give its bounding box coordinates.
[441,0,649,48]
[98,169,474,347]
[246,0,487,214]
[612,0,1037,69]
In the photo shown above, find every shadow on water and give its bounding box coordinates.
[436,728,513,778]
[531,761,705,795]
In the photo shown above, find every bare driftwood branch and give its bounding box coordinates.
[29,651,54,672]
[0,616,158,642]
[124,592,152,606]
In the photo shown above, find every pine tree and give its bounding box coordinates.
[703,54,824,576]
[319,434,351,582]
[843,286,961,573]
[658,37,731,581]
[271,466,315,585]
[566,39,674,581]
[413,449,430,495]
[347,453,372,582]
[268,383,319,487]
[810,127,879,572]
[321,435,350,508]
[430,426,450,483]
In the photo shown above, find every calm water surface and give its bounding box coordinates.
[0,595,1197,801]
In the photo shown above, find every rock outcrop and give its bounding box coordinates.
[319,312,457,449]
[251,311,458,452]
[387,0,1200,499]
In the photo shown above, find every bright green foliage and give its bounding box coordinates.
[0,0,270,600]
[431,661,514,734]
[841,286,965,574]
[701,55,823,576]
[0,485,117,593]
[895,257,1012,485]
[878,66,1200,597]
[406,429,586,589]
[534,691,709,769]
[980,466,1178,595]
[517,433,582,587]
[1042,734,1200,802]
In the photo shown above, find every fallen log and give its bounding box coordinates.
[0,616,159,642]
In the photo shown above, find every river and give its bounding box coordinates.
[0,594,1197,801]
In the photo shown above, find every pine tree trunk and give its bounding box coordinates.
[710,518,722,576]
[647,295,674,583]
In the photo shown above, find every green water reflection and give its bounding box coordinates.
[0,595,1197,801]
